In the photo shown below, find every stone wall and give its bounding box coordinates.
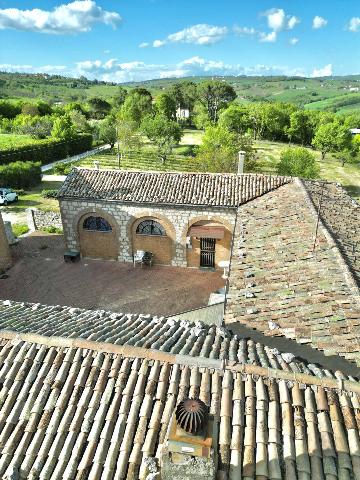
[59,199,236,267]
[27,209,62,232]
[0,213,12,271]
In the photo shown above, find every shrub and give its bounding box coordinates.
[53,162,74,175]
[0,134,93,166]
[41,226,63,234]
[277,147,320,179]
[41,189,59,199]
[12,224,29,238]
[0,161,42,188]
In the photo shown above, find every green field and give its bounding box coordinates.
[0,133,41,149]
[254,140,360,200]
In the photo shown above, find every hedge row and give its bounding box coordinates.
[0,161,42,188]
[0,134,93,166]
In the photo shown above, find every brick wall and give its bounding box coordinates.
[59,199,236,267]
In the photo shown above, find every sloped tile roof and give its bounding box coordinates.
[0,299,350,379]
[0,336,358,479]
[57,168,290,207]
[303,180,360,285]
[225,180,360,367]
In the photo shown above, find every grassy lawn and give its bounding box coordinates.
[0,133,40,149]
[0,180,61,215]
[254,140,360,201]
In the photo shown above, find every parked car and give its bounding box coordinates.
[0,188,18,205]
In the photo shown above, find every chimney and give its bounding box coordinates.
[160,398,218,480]
[237,150,246,174]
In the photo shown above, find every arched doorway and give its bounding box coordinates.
[79,214,118,260]
[132,216,174,265]
[186,220,232,269]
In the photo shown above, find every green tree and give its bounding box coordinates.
[88,97,111,119]
[192,103,211,130]
[99,117,117,148]
[196,125,256,173]
[219,104,252,135]
[286,110,315,146]
[336,135,360,167]
[0,100,21,119]
[112,86,128,108]
[168,81,197,116]
[277,147,320,178]
[197,80,237,123]
[51,116,76,140]
[155,93,176,120]
[120,92,153,127]
[141,114,182,163]
[312,121,353,160]
[116,119,141,166]
[21,115,53,139]
[68,110,91,134]
[21,103,39,117]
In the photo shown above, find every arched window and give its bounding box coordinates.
[83,216,112,232]
[136,220,166,236]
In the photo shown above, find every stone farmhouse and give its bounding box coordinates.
[0,168,359,479]
[58,169,288,268]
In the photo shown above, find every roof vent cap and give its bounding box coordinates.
[175,398,208,434]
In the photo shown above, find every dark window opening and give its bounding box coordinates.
[83,216,112,232]
[136,220,166,236]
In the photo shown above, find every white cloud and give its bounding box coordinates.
[235,26,277,43]
[348,17,360,32]
[0,63,68,73]
[259,31,277,42]
[0,0,121,34]
[233,26,257,36]
[0,58,319,82]
[264,8,300,32]
[153,39,166,48]
[138,42,149,48]
[311,64,333,77]
[312,16,328,29]
[147,23,228,48]
[289,37,299,45]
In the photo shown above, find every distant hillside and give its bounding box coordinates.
[1,71,360,113]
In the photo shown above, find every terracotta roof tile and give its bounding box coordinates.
[1,299,357,381]
[225,180,360,367]
[57,168,290,207]
[0,336,357,478]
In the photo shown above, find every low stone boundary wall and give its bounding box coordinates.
[27,209,62,232]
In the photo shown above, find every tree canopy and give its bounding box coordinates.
[277,147,320,179]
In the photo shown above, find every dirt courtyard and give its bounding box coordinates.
[1,233,225,316]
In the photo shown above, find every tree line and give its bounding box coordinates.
[1,78,359,179]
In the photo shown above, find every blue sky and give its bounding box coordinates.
[0,0,359,82]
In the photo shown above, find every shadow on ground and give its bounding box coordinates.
[1,233,225,317]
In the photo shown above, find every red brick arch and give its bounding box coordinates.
[128,211,176,265]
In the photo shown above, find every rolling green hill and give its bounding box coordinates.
[1,72,360,113]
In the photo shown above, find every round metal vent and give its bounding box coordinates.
[175,398,208,434]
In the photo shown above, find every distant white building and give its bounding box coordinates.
[350,128,360,135]
[176,107,190,119]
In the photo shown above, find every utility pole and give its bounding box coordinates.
[116,124,121,169]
